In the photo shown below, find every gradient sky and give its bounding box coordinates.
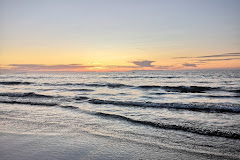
[1,0,240,72]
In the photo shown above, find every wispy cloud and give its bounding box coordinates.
[182,63,197,67]
[5,64,92,71]
[198,58,240,62]
[197,53,240,58]
[131,60,155,67]
[173,52,240,59]
[155,65,173,69]
[1,53,239,72]
[173,52,240,68]
[0,63,142,72]
[0,61,179,72]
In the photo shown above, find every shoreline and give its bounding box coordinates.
[0,131,237,160]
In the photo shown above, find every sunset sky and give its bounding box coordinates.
[1,0,240,72]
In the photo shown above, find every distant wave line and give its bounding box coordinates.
[0,92,55,98]
[0,81,33,85]
[0,100,78,110]
[43,82,222,93]
[101,76,181,79]
[0,100,58,106]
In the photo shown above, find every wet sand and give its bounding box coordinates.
[0,131,230,160]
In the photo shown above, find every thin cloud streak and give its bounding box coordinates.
[173,52,240,59]
[154,65,173,69]
[173,52,240,68]
[197,53,240,58]
[199,58,240,62]
[182,63,197,67]
[5,64,93,71]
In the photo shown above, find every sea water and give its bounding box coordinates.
[0,70,239,159]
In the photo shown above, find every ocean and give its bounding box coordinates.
[0,70,240,159]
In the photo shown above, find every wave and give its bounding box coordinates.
[0,99,80,110]
[60,105,78,109]
[102,76,180,79]
[81,83,132,88]
[0,100,58,106]
[96,93,116,96]
[43,82,222,93]
[0,81,32,85]
[138,85,218,93]
[149,92,175,95]
[231,89,240,94]
[104,83,133,88]
[38,89,54,91]
[0,92,54,98]
[197,81,213,84]
[45,82,133,88]
[102,76,156,79]
[138,85,162,89]
[93,111,240,139]
[69,89,94,92]
[75,96,89,100]
[207,95,240,98]
[88,99,240,113]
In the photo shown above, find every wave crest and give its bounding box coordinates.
[139,85,218,93]
[0,92,54,98]
[94,112,240,139]
[0,81,32,85]
[88,99,240,113]
[0,100,58,106]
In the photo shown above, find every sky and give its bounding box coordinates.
[1,0,240,72]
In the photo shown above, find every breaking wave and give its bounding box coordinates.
[88,99,240,113]
[93,112,240,139]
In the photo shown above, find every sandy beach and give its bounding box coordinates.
[0,131,229,160]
